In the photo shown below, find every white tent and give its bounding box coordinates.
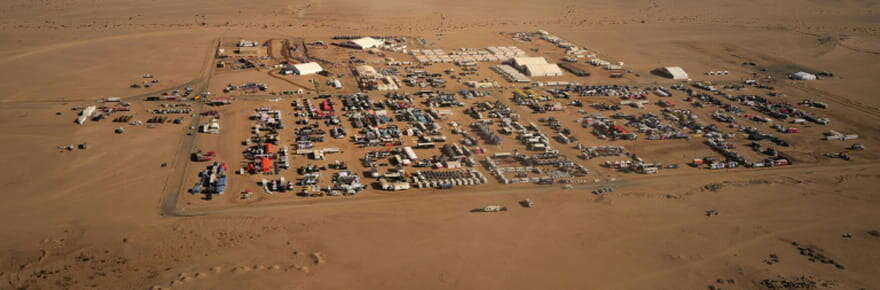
[658,66,689,80]
[345,37,384,50]
[355,65,380,78]
[523,63,563,77]
[238,40,258,47]
[76,106,97,125]
[511,56,548,69]
[791,71,816,80]
[292,62,323,75]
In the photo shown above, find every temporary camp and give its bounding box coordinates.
[655,66,689,80]
[291,62,324,75]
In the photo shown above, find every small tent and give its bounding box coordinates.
[264,143,274,154]
[791,72,816,80]
[260,157,272,173]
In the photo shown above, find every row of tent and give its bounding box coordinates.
[411,177,486,189]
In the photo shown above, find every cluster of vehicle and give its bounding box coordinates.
[592,187,614,195]
[130,73,160,88]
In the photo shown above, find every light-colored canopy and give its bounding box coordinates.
[292,62,323,75]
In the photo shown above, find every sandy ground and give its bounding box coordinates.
[1,0,879,289]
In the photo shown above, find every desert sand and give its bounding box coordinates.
[1,0,879,289]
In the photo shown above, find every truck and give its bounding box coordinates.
[191,150,216,162]
[475,205,508,212]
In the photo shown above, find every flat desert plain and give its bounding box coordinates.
[1,0,879,289]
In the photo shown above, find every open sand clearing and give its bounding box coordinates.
[1,0,879,289]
